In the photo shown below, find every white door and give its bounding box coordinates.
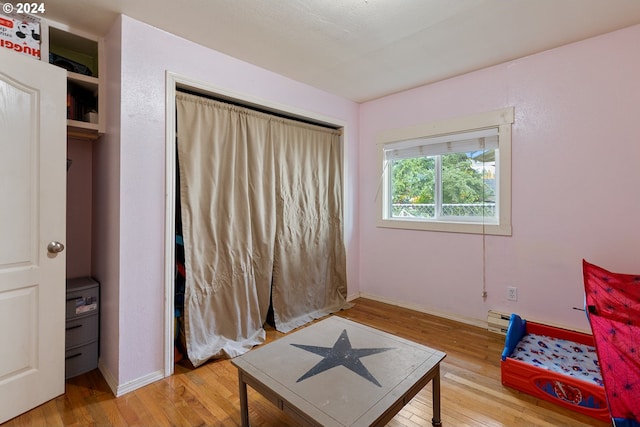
[0,48,67,423]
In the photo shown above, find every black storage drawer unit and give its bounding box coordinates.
[66,278,99,320]
[65,341,99,379]
[65,313,99,345]
[65,277,99,379]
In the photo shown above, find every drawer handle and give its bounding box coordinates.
[66,324,83,331]
[66,352,83,360]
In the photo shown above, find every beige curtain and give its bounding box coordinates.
[176,92,349,366]
[270,121,349,332]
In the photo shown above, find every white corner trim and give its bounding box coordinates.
[98,358,118,396]
[164,71,178,378]
[98,358,165,397]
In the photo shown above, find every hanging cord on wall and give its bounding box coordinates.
[481,137,488,299]
[373,153,390,205]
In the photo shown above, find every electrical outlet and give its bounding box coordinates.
[507,286,518,301]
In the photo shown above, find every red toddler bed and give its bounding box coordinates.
[501,314,609,422]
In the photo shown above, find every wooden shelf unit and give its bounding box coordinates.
[43,21,104,140]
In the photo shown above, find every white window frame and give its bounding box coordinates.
[376,107,514,235]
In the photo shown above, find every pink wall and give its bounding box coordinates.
[358,24,640,331]
[99,14,640,391]
[99,15,360,388]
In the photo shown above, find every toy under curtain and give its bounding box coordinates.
[583,260,640,427]
[175,91,350,367]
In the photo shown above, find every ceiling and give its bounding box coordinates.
[42,0,640,102]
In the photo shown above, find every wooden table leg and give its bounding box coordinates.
[431,366,442,427]
[238,372,249,427]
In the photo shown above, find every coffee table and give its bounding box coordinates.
[232,316,446,426]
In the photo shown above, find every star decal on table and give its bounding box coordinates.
[290,329,394,387]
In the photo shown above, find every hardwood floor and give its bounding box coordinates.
[3,298,609,427]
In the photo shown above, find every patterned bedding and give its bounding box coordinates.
[509,333,603,387]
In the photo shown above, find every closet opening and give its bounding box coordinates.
[164,74,349,374]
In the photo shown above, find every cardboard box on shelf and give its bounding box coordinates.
[0,7,40,59]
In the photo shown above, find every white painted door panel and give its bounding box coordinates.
[0,48,66,424]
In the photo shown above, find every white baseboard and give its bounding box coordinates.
[356,292,488,330]
[346,292,360,302]
[98,359,118,396]
[98,358,165,397]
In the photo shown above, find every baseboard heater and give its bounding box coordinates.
[487,310,511,335]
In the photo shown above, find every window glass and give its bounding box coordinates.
[389,149,496,221]
[390,157,435,218]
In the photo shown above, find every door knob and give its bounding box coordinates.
[47,241,65,254]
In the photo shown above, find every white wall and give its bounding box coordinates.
[358,24,640,332]
[93,15,122,386]
[98,15,360,390]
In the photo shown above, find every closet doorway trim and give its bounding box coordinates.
[163,71,349,377]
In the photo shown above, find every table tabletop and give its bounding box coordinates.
[232,315,446,427]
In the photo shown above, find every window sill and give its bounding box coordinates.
[376,218,512,236]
